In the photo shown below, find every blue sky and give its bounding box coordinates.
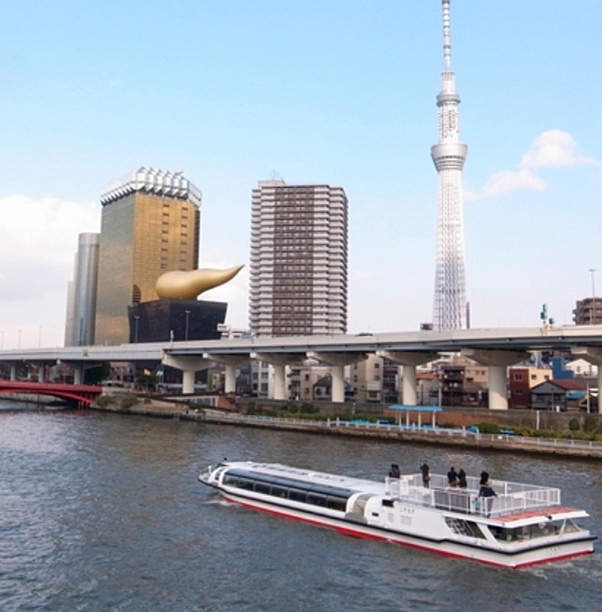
[1,0,601,349]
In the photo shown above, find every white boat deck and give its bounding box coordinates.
[386,473,565,520]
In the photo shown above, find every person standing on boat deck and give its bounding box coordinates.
[447,467,458,486]
[458,469,467,489]
[420,462,430,487]
[478,481,497,516]
[389,464,400,478]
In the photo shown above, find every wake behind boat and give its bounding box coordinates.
[198,461,596,569]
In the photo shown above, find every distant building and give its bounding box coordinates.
[439,359,488,406]
[349,354,400,403]
[573,297,602,325]
[288,363,331,401]
[128,299,226,343]
[94,167,201,345]
[530,379,590,412]
[64,233,100,346]
[249,180,348,336]
[565,358,598,378]
[508,367,551,409]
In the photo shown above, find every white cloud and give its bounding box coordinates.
[0,194,99,348]
[466,168,547,201]
[468,129,600,201]
[519,129,600,169]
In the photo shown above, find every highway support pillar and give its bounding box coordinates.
[377,350,438,405]
[162,354,212,394]
[72,364,84,385]
[571,347,602,414]
[462,349,530,410]
[252,353,304,401]
[307,352,368,403]
[206,355,250,395]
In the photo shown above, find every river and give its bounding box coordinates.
[1,402,601,611]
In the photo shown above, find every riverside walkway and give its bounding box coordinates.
[95,401,602,460]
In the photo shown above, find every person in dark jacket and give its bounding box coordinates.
[388,464,400,478]
[420,462,430,488]
[447,466,458,486]
[478,481,497,517]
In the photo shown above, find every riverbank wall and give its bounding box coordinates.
[91,400,602,460]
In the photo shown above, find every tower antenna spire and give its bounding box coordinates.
[442,0,452,72]
[430,0,468,330]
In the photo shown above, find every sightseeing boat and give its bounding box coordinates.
[198,461,596,569]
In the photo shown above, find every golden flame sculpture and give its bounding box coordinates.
[155,265,244,299]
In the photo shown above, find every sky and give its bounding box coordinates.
[1,0,601,349]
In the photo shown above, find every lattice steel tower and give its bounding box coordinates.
[431,0,468,330]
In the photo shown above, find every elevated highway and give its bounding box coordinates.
[2,325,602,410]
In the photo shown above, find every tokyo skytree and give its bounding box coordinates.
[431,0,468,330]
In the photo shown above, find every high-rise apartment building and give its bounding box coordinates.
[431,0,468,330]
[573,297,602,325]
[64,233,100,346]
[95,167,201,345]
[250,180,348,336]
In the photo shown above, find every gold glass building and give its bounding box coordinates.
[94,167,201,345]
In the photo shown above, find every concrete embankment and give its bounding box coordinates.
[92,401,602,460]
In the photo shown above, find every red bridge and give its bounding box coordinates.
[0,381,103,408]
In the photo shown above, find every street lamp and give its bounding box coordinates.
[184,310,191,342]
[589,268,596,324]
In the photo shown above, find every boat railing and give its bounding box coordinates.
[385,474,562,517]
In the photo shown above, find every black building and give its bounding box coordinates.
[128,299,227,343]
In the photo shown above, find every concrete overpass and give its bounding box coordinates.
[2,324,602,410]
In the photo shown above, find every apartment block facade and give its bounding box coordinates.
[249,180,348,336]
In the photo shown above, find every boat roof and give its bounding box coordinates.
[222,461,385,495]
[493,506,590,527]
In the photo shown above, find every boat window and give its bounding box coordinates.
[563,519,581,534]
[238,478,255,491]
[445,518,486,539]
[225,469,354,500]
[326,496,347,511]
[223,474,239,487]
[382,499,394,508]
[492,520,568,542]
[307,493,326,507]
[288,489,307,503]
[254,482,271,495]
[222,468,353,510]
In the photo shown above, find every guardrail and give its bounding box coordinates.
[187,409,602,458]
[385,474,562,517]
[325,418,602,453]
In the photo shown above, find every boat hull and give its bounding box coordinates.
[218,488,594,569]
